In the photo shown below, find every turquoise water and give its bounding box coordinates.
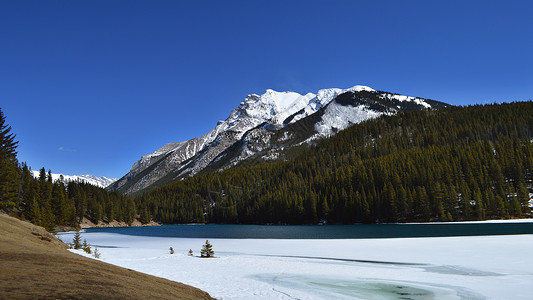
[85,222,533,239]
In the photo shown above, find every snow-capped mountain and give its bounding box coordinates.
[31,171,117,188]
[109,85,449,194]
[208,87,450,172]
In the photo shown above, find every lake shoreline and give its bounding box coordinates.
[77,217,533,230]
[80,217,161,229]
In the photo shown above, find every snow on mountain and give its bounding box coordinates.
[312,88,436,138]
[121,90,316,186]
[111,85,446,194]
[314,101,383,137]
[31,171,117,188]
[212,87,447,172]
[380,93,432,109]
[284,85,375,124]
[241,89,316,126]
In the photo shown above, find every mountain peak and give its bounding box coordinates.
[264,88,280,94]
[237,89,315,126]
[346,85,375,92]
[110,84,449,194]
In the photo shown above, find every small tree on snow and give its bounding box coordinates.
[169,247,174,254]
[93,247,101,259]
[188,249,194,256]
[72,231,82,249]
[200,240,214,258]
[82,239,92,254]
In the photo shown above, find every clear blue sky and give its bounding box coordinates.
[1,0,532,178]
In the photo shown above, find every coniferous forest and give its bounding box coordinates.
[7,163,136,231]
[1,102,533,228]
[136,102,533,224]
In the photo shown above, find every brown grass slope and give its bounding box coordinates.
[0,213,213,300]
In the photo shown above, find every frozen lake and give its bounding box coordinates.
[81,221,533,239]
[58,222,533,299]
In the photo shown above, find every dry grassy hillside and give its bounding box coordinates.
[0,213,213,300]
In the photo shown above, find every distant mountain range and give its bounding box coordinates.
[109,85,449,194]
[31,171,117,188]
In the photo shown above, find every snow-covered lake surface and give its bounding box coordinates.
[58,225,533,299]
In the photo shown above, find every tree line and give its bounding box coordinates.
[136,101,533,224]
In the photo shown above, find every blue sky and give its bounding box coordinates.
[1,0,532,178]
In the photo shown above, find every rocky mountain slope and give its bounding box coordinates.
[109,85,449,194]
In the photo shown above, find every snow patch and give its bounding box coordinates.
[380,93,432,109]
[315,102,383,137]
[345,85,376,93]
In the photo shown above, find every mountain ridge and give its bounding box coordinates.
[110,85,449,194]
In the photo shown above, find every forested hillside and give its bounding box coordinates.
[0,107,136,230]
[13,165,136,231]
[136,102,533,224]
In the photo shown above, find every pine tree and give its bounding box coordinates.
[82,239,91,254]
[516,181,529,215]
[27,196,41,225]
[510,198,522,217]
[72,231,82,249]
[38,167,54,230]
[200,240,214,258]
[0,107,20,210]
[474,189,485,220]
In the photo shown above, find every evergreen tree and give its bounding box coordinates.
[0,107,20,210]
[82,239,91,254]
[72,231,82,249]
[27,196,42,225]
[474,189,485,220]
[516,181,529,215]
[200,240,215,258]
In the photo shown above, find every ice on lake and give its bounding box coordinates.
[58,231,533,299]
